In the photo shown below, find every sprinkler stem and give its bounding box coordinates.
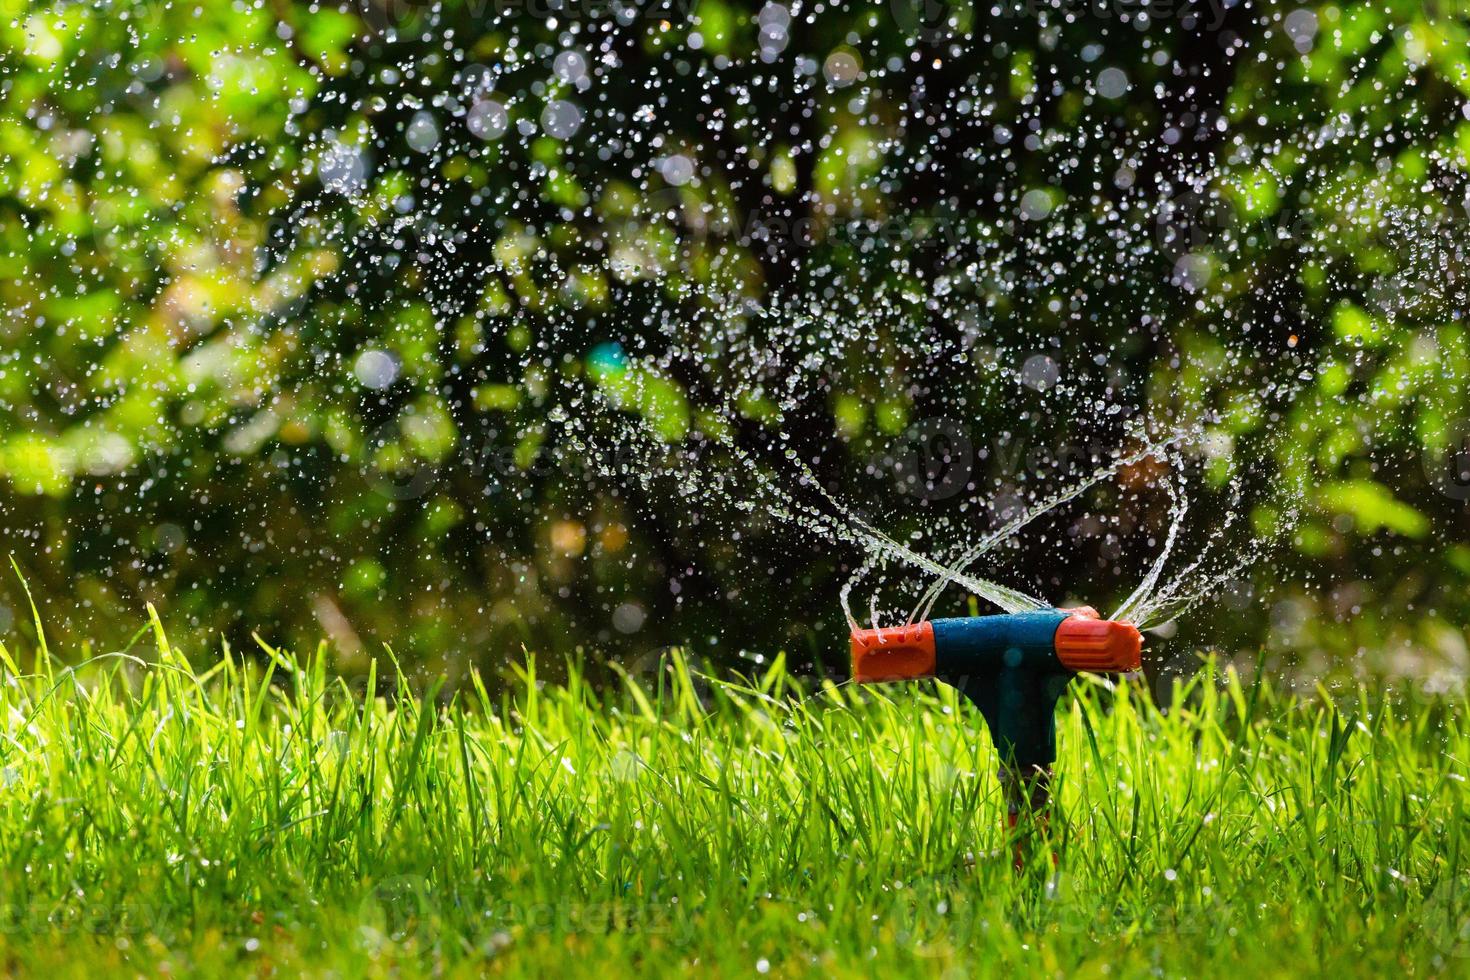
[1000,764,1053,871]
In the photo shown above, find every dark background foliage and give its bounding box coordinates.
[1,0,1467,683]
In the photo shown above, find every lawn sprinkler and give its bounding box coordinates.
[849,608,1142,862]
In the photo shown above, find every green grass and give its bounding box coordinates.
[0,605,1466,976]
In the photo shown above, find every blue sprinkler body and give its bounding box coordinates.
[850,609,1144,774]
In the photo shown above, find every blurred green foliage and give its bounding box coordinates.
[0,0,1467,678]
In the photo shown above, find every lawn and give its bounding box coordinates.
[0,603,1465,976]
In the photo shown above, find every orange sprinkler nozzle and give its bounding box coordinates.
[850,621,936,682]
[1054,616,1143,672]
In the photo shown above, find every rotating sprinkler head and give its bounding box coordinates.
[849,608,1142,855]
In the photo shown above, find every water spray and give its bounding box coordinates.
[849,607,1142,864]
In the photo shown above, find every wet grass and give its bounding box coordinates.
[0,603,1466,976]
